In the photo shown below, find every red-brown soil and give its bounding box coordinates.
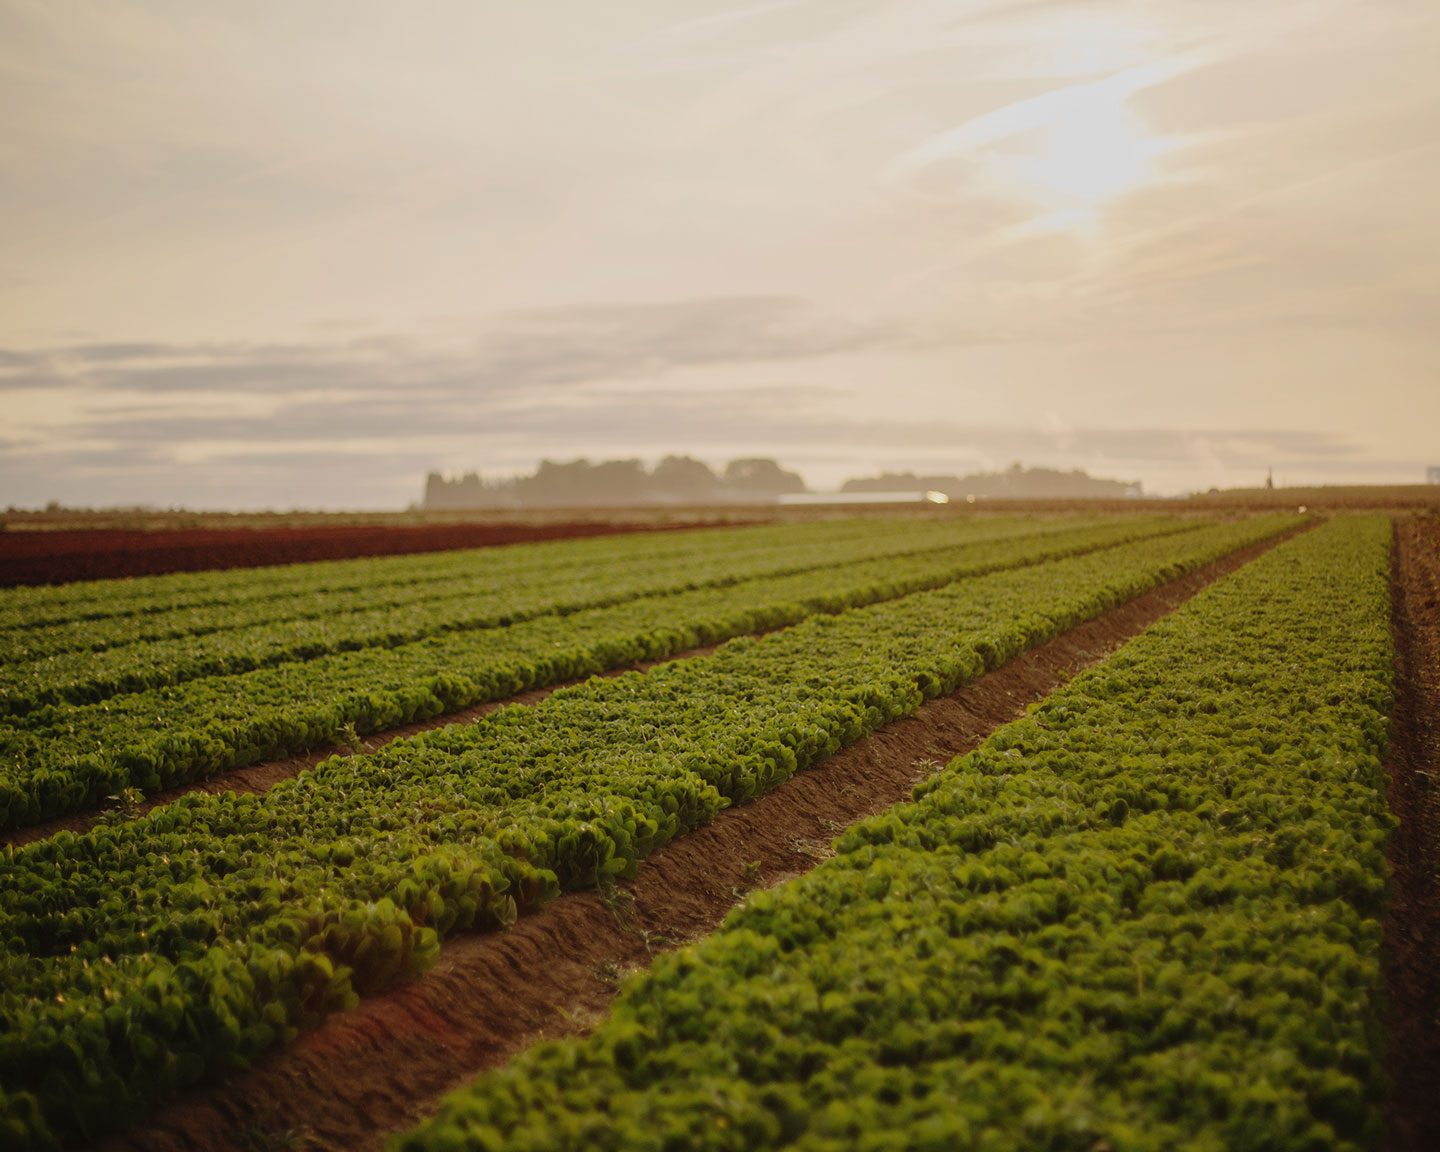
[0,522,708,586]
[1383,513,1440,1152]
[98,526,1303,1152]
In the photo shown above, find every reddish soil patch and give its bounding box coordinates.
[1383,514,1440,1152]
[0,522,708,586]
[97,526,1303,1152]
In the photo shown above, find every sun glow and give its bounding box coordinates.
[894,21,1183,235]
[1001,91,1168,231]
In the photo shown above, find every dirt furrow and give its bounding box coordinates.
[98,526,1305,1152]
[1383,514,1440,1152]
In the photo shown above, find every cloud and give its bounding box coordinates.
[893,57,1193,177]
[0,352,1402,508]
[5,381,1364,472]
[0,294,914,505]
[0,295,897,401]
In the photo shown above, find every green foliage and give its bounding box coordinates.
[0,516,1209,830]
[394,517,1394,1152]
[0,516,1295,1147]
[0,518,1077,696]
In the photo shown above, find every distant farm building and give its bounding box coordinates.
[1429,466,1440,484]
[778,491,950,506]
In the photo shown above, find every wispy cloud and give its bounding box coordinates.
[0,295,898,398]
[892,56,1197,177]
[0,294,911,504]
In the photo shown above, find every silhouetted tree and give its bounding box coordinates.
[423,455,812,508]
[723,458,806,494]
[652,455,722,501]
[842,465,1138,499]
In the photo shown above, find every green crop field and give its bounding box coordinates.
[0,511,1430,1152]
[396,517,1392,1152]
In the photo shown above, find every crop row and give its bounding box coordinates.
[0,518,769,629]
[0,518,1129,714]
[397,516,1393,1152]
[0,517,1032,663]
[0,516,1297,1148]
[0,517,965,633]
[0,516,1223,830]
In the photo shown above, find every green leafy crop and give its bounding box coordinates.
[0,516,1203,830]
[395,517,1392,1152]
[0,516,1294,1147]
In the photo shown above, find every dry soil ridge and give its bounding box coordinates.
[1382,514,1440,1152]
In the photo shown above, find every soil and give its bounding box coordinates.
[1383,513,1440,1152]
[0,522,710,586]
[97,525,1304,1152]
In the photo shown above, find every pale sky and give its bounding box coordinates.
[2,0,1437,507]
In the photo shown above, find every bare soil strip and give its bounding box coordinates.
[95,527,1306,1152]
[1383,514,1440,1152]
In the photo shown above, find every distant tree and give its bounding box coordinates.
[517,459,594,505]
[723,458,806,494]
[423,472,448,507]
[840,464,1138,500]
[588,459,650,504]
[841,472,925,493]
[424,453,813,509]
[652,455,722,501]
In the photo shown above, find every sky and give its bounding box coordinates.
[1,0,1437,508]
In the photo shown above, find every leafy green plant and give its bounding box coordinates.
[0,516,1221,830]
[0,515,1302,1148]
[394,516,1393,1152]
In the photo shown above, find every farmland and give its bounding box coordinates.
[0,521,720,587]
[400,517,1393,1151]
[0,510,1436,1151]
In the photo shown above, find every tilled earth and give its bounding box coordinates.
[1384,514,1440,1152]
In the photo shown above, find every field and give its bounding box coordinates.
[6,483,1438,585]
[0,522,718,587]
[0,509,1436,1151]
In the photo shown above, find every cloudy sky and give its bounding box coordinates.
[2,0,1436,507]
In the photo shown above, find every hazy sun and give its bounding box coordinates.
[893,33,1179,235]
[1019,97,1152,208]
[1001,91,1165,231]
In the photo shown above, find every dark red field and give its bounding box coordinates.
[0,522,701,586]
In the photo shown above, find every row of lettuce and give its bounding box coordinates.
[0,517,1220,831]
[0,516,1295,1148]
[0,517,1100,711]
[396,515,1395,1152]
[1,517,863,631]
[0,517,1032,668]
